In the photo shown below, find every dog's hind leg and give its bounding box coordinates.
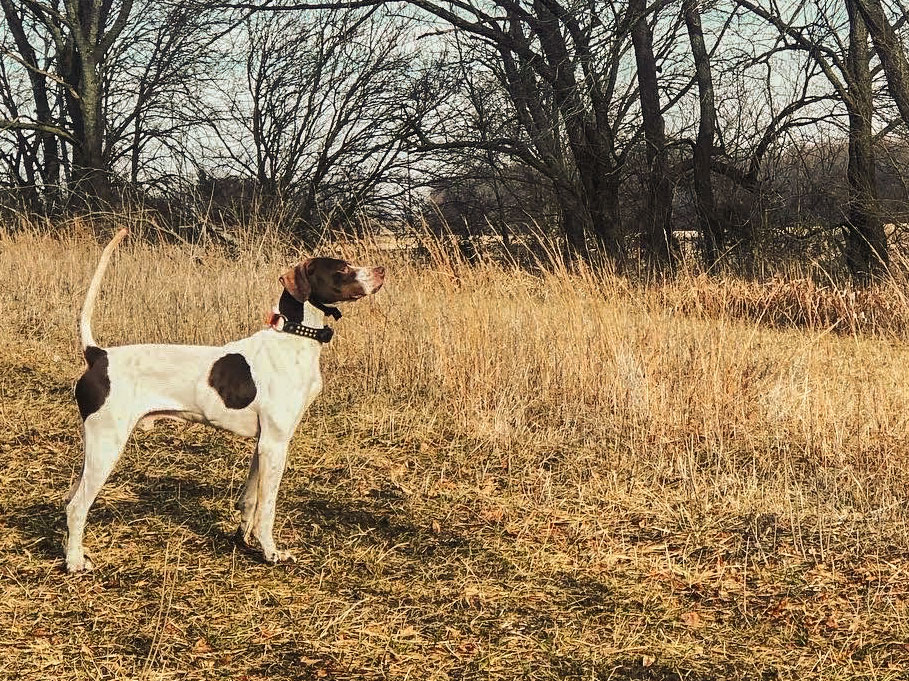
[65,415,130,573]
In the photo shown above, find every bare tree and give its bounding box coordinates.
[630,0,674,265]
[1,0,67,206]
[0,0,906,278]
[203,6,430,232]
[852,0,909,128]
[682,0,722,265]
[0,0,240,209]
[102,2,232,190]
[733,0,888,280]
[392,0,688,262]
[47,0,131,201]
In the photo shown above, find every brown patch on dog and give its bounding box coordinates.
[279,259,312,304]
[208,353,257,409]
[277,290,306,323]
[280,258,372,305]
[75,346,110,420]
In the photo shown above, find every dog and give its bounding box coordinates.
[65,229,385,573]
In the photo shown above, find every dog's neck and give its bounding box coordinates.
[277,290,326,328]
[301,301,325,327]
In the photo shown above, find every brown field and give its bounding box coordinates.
[3,221,909,680]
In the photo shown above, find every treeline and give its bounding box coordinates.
[3,0,909,278]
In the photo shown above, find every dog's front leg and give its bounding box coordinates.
[252,430,295,564]
[235,448,260,547]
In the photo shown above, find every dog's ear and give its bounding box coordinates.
[279,258,313,303]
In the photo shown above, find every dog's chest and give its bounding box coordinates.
[238,332,324,427]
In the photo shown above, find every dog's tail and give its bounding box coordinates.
[80,228,129,351]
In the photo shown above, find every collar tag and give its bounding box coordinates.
[266,312,285,330]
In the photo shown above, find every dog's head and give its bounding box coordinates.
[280,257,385,305]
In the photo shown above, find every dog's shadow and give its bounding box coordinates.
[9,470,625,660]
[10,472,241,566]
[9,470,438,571]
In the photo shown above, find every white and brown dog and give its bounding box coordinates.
[65,229,385,573]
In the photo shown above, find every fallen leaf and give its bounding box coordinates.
[680,611,704,629]
[193,637,213,654]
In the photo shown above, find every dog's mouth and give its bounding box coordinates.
[357,267,385,298]
[351,280,384,299]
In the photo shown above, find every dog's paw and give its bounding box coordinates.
[264,549,296,565]
[66,554,94,574]
[233,526,255,549]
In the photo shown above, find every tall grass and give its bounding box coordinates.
[5,216,909,530]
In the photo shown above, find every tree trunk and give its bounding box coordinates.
[844,1,887,281]
[682,0,723,267]
[629,0,672,266]
[852,0,909,128]
[559,196,588,261]
[55,0,133,207]
[590,166,623,260]
[72,63,110,204]
[531,0,623,262]
[60,46,109,205]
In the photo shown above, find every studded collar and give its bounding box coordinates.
[267,313,334,343]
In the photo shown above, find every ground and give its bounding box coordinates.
[2,228,909,679]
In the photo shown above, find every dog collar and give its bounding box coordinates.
[267,313,334,343]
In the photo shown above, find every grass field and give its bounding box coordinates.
[3,222,909,680]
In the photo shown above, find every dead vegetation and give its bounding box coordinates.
[2,222,909,680]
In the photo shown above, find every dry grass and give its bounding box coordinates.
[3,220,909,679]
